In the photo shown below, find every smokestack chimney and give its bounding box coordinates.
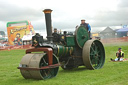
[43,9,53,43]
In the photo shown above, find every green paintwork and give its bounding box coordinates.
[90,40,105,69]
[57,45,73,57]
[66,36,75,46]
[7,20,29,27]
[76,26,89,48]
[40,53,59,79]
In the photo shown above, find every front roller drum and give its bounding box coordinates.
[82,40,105,70]
[18,53,59,80]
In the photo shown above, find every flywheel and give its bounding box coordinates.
[75,26,89,48]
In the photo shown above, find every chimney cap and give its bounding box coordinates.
[43,9,52,13]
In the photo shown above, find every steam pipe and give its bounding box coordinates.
[43,9,53,43]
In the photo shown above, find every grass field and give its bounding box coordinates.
[0,42,128,85]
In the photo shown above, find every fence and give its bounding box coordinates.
[0,44,32,51]
[1,37,128,51]
[101,37,128,43]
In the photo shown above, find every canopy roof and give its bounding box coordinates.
[116,28,128,32]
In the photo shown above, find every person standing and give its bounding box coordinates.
[80,19,91,38]
[52,28,60,43]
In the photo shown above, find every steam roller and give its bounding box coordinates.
[18,9,105,80]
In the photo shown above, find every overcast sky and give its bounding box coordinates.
[0,0,128,33]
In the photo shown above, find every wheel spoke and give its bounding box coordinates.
[91,47,95,53]
[95,46,98,52]
[97,51,100,54]
[40,54,59,79]
[82,40,105,70]
[94,58,97,62]
[42,58,48,66]
[90,51,95,56]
